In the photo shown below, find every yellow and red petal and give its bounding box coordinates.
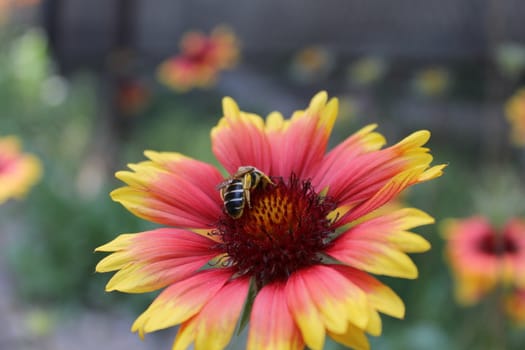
[173,277,250,350]
[336,163,444,226]
[285,269,326,350]
[315,129,444,221]
[328,207,424,279]
[333,265,405,319]
[95,228,218,293]
[285,265,388,350]
[172,320,197,350]
[285,265,385,350]
[211,98,273,174]
[335,207,433,254]
[363,306,382,336]
[304,265,369,331]
[265,91,338,179]
[248,283,305,350]
[111,151,223,229]
[328,237,419,279]
[131,269,233,338]
[312,124,386,188]
[328,323,370,350]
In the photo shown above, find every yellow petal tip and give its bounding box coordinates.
[309,91,328,110]
[222,96,240,117]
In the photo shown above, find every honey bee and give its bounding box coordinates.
[216,166,274,219]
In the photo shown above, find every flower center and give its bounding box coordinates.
[478,230,518,255]
[213,175,337,288]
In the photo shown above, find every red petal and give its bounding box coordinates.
[211,97,272,174]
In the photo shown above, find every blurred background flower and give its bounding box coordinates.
[116,78,150,117]
[0,135,42,204]
[289,45,336,84]
[157,26,240,92]
[441,216,525,306]
[346,56,388,87]
[412,67,451,98]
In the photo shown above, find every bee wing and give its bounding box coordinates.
[234,166,255,178]
[215,179,233,191]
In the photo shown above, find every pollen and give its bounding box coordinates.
[214,175,338,288]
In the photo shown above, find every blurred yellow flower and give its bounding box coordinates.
[347,56,388,87]
[289,46,335,83]
[157,26,240,92]
[505,88,525,146]
[412,67,450,97]
[0,135,42,204]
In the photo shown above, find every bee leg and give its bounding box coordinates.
[242,172,253,208]
[260,173,274,187]
[245,188,252,208]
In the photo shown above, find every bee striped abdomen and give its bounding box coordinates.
[223,180,245,218]
[217,165,274,219]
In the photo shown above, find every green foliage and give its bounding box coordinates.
[6,183,142,303]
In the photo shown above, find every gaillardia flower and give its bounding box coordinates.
[0,135,42,204]
[96,92,444,350]
[157,26,239,92]
[442,216,525,305]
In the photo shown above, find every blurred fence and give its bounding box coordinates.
[43,0,525,73]
[35,0,525,155]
